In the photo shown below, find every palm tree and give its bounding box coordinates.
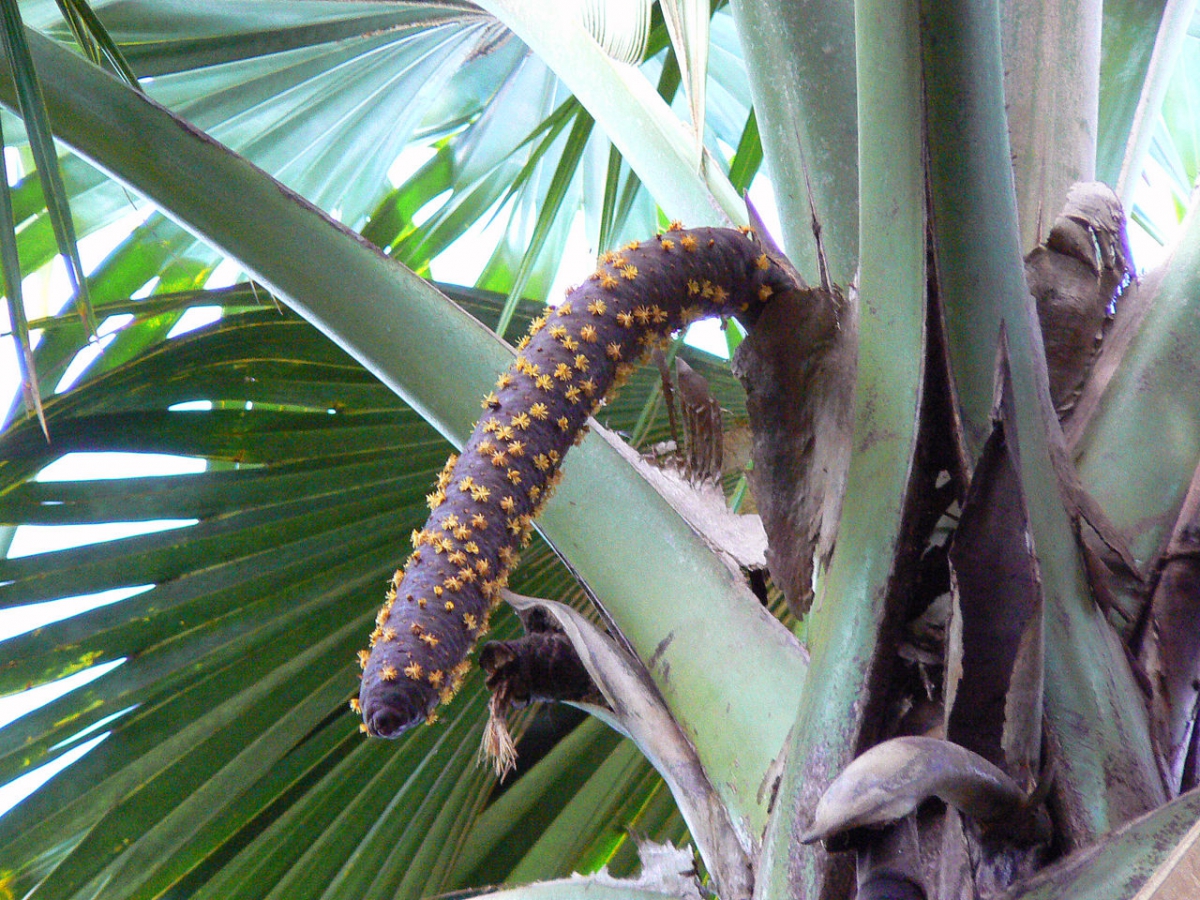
[0,0,1198,898]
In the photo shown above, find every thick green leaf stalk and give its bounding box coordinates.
[357,225,800,737]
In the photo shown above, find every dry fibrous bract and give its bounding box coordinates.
[731,282,854,616]
[1141,468,1200,794]
[479,620,603,712]
[355,225,804,738]
[674,356,725,483]
[946,345,1044,793]
[648,353,725,484]
[1025,181,1135,418]
[799,736,1045,845]
[934,343,1056,894]
[478,610,604,780]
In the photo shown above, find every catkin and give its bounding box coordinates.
[357,224,799,737]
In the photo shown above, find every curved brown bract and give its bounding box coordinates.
[356,224,801,738]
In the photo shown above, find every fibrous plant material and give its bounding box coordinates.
[946,345,1044,791]
[675,356,724,483]
[1141,464,1200,793]
[356,225,805,738]
[647,352,725,483]
[480,619,604,711]
[478,613,604,779]
[732,282,853,615]
[1025,181,1134,418]
[564,838,706,900]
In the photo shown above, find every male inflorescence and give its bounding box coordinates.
[355,223,797,739]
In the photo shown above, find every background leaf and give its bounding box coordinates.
[0,285,750,899]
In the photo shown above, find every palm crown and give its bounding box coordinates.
[0,2,1199,899]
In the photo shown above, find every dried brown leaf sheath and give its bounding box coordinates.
[946,346,1044,787]
[1025,182,1134,418]
[1143,465,1200,792]
[358,226,802,738]
[732,285,852,615]
[674,356,724,483]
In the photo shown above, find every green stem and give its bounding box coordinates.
[923,0,1166,842]
[753,0,926,895]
